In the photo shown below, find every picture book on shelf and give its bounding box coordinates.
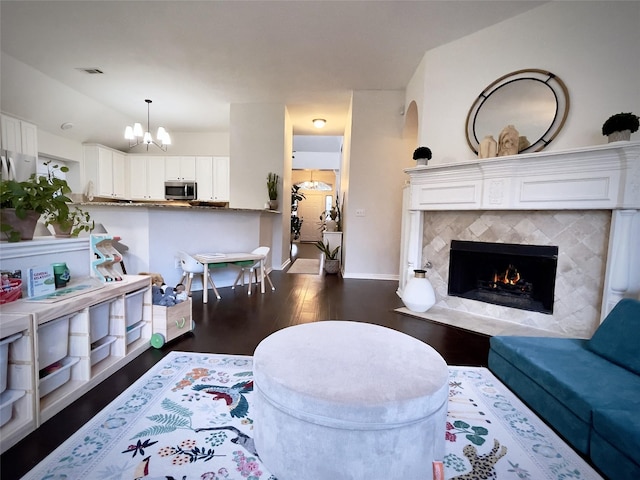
[27,265,56,297]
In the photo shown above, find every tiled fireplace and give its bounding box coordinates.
[448,239,559,314]
[400,142,640,338]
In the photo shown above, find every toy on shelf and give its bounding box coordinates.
[91,234,124,282]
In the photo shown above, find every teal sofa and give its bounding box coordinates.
[488,298,640,480]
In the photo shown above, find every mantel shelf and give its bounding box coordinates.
[405,141,640,211]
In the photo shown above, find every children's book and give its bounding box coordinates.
[27,265,56,297]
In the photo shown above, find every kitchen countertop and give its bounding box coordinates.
[79,200,279,213]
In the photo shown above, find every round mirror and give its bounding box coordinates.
[465,69,569,155]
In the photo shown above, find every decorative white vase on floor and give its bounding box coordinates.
[402,269,436,312]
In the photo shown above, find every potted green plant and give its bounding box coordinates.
[0,162,92,241]
[267,172,279,210]
[314,240,340,274]
[319,192,342,232]
[291,185,305,241]
[319,207,339,232]
[413,146,432,166]
[602,112,639,142]
[44,205,94,237]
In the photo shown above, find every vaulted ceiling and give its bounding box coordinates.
[1,1,544,151]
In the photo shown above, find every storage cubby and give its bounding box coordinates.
[0,275,153,429]
[0,313,36,454]
[38,310,85,419]
[0,275,153,428]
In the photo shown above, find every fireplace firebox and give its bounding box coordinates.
[448,240,558,314]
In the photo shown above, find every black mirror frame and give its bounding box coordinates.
[465,69,570,155]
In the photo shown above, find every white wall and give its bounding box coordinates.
[229,103,290,268]
[292,152,341,170]
[344,90,414,279]
[408,1,640,164]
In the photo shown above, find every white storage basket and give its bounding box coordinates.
[90,336,116,366]
[38,316,71,369]
[0,332,22,394]
[125,289,146,328]
[89,300,114,343]
[39,356,79,398]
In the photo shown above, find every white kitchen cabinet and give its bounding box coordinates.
[1,114,38,156]
[196,156,229,202]
[128,156,165,200]
[213,156,230,201]
[165,156,196,181]
[83,144,126,199]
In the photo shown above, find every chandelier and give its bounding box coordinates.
[124,99,171,151]
[295,171,332,191]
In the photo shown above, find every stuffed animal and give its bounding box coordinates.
[152,285,177,306]
[139,272,166,290]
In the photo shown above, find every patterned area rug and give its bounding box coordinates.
[287,258,320,275]
[24,352,602,479]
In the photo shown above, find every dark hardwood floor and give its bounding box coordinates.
[1,245,489,479]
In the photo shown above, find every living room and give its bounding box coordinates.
[1,1,639,479]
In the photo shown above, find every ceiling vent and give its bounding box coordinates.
[76,67,104,75]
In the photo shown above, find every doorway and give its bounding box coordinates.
[292,136,343,258]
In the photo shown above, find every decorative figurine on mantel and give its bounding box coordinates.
[412,146,432,166]
[478,135,497,159]
[497,124,519,157]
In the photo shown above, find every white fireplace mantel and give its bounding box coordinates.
[400,141,640,336]
[405,141,640,212]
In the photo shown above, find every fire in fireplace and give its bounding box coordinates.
[448,240,558,314]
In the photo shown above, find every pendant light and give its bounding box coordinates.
[124,99,171,151]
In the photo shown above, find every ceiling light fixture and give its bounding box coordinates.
[124,99,171,151]
[296,171,332,191]
[312,118,326,129]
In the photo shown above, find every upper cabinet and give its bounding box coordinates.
[165,156,196,181]
[83,145,126,199]
[1,114,38,156]
[128,156,166,201]
[196,156,229,202]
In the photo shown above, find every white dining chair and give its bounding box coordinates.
[231,246,275,295]
[177,251,222,300]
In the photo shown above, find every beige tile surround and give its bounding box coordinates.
[420,210,610,338]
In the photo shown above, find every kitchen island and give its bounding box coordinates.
[81,202,279,291]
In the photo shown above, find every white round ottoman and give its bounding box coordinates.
[253,321,449,480]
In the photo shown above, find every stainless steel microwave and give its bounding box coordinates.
[165,181,197,200]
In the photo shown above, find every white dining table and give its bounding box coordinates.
[193,252,264,303]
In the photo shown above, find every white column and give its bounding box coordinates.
[601,209,639,320]
[398,187,424,296]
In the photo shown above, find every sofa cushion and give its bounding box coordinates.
[489,348,592,454]
[587,298,640,375]
[490,336,640,422]
[592,408,640,465]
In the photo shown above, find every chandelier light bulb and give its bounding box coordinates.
[143,131,152,144]
[124,125,134,140]
[133,123,144,138]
